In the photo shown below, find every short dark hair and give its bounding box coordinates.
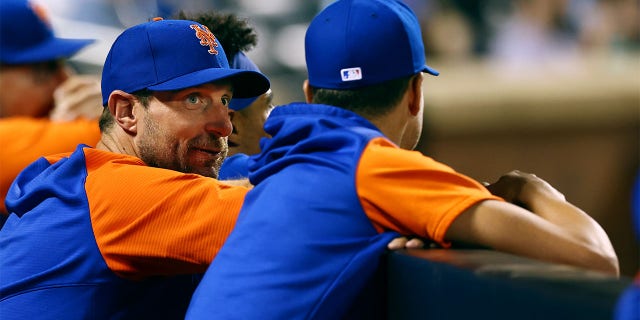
[310,75,414,118]
[99,89,153,132]
[98,107,113,133]
[174,11,257,63]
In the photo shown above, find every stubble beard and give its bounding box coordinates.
[138,115,228,178]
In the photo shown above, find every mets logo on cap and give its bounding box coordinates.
[190,24,218,55]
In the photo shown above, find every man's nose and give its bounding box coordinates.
[204,106,233,137]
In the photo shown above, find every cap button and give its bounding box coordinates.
[152,17,163,21]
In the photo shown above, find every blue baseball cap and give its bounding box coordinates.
[305,0,439,90]
[0,0,94,64]
[229,51,261,111]
[101,19,270,106]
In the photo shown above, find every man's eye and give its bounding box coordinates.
[221,97,230,106]
[184,94,202,109]
[187,94,200,104]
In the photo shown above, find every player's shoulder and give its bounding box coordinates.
[361,137,448,169]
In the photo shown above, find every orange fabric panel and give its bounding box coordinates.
[356,137,502,247]
[81,148,247,280]
[0,117,101,214]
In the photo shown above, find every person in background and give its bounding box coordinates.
[0,18,270,319]
[185,0,619,319]
[0,0,102,218]
[175,11,274,180]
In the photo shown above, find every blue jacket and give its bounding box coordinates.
[219,153,250,180]
[186,103,496,319]
[0,144,245,319]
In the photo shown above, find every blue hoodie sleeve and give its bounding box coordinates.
[219,153,250,180]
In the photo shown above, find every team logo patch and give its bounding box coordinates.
[190,24,218,55]
[340,67,362,82]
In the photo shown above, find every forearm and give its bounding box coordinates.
[527,195,616,262]
[481,171,619,275]
[516,175,618,271]
[447,200,620,275]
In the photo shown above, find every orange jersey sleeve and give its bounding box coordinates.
[356,137,503,246]
[0,117,101,214]
[81,148,247,280]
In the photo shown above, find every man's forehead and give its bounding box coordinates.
[163,81,233,94]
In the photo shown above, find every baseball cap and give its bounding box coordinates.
[229,51,261,111]
[0,0,94,64]
[101,19,270,105]
[305,0,439,90]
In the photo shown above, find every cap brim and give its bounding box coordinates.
[148,68,270,99]
[423,65,440,76]
[2,37,94,64]
[230,96,259,111]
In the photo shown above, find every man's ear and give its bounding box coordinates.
[302,79,314,103]
[107,90,139,134]
[407,73,424,116]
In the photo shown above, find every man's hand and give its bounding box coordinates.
[219,178,253,189]
[50,75,103,121]
[387,237,424,250]
[484,170,565,209]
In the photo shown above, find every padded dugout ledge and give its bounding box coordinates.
[385,249,632,320]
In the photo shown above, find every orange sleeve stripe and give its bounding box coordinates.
[356,137,502,246]
[83,148,247,279]
[0,118,101,214]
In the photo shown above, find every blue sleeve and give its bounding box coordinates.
[218,153,250,180]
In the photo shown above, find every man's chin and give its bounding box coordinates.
[186,159,221,178]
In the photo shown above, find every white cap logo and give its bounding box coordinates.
[340,67,362,82]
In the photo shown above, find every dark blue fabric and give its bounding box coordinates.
[186,103,399,319]
[0,144,199,319]
[614,173,640,320]
[218,153,250,180]
[614,282,640,320]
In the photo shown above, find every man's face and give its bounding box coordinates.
[136,82,233,178]
[0,61,67,118]
[228,89,273,156]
